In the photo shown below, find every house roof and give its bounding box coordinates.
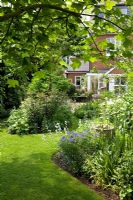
[66,61,89,72]
[108,68,124,74]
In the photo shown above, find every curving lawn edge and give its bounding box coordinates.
[0,128,104,200]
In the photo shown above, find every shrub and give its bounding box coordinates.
[59,118,133,200]
[84,148,120,186]
[28,77,49,94]
[101,93,133,133]
[100,91,115,100]
[74,101,100,119]
[0,68,24,119]
[112,150,133,200]
[0,104,9,118]
[58,92,133,200]
[8,108,29,134]
[8,92,74,134]
[28,74,76,97]
[82,131,133,200]
[66,84,76,97]
[59,130,100,175]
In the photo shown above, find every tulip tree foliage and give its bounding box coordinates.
[0,0,133,86]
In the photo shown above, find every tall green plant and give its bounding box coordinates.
[8,92,74,134]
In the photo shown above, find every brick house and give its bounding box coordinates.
[65,4,128,94]
[65,56,126,94]
[65,60,90,89]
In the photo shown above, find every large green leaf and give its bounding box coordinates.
[71,58,81,69]
[7,79,19,88]
[105,1,116,11]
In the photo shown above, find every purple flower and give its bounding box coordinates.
[72,131,78,136]
[66,130,71,134]
[79,134,84,138]
[61,136,66,141]
[69,136,74,142]
[73,133,79,137]
[72,131,76,134]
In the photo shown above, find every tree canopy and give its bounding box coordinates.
[0,0,133,85]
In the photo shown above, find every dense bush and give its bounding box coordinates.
[8,108,29,134]
[0,104,8,118]
[74,101,100,119]
[101,93,133,133]
[28,74,76,97]
[59,93,133,200]
[59,130,101,175]
[100,91,115,100]
[8,92,74,134]
[83,132,126,182]
[112,150,133,200]
[0,63,26,118]
[59,128,133,200]
[83,135,133,200]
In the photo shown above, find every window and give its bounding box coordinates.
[115,77,126,85]
[75,76,82,88]
[98,77,106,90]
[114,76,127,94]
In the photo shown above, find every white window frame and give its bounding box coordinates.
[98,76,106,90]
[75,76,82,88]
[114,76,127,93]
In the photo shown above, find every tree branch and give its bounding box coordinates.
[94,14,126,31]
[28,8,41,40]
[65,15,71,38]
[80,19,103,56]
[0,3,80,22]
[31,18,55,57]
[0,3,126,32]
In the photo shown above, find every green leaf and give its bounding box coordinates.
[123,51,133,58]
[59,60,68,67]
[89,57,97,63]
[0,12,4,16]
[7,79,19,88]
[71,58,81,69]
[105,1,116,11]
[128,72,133,78]
[34,71,45,79]
[123,38,132,48]
[49,34,58,43]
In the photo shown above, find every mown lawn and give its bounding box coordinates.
[0,123,104,200]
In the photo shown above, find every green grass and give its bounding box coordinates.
[0,125,104,200]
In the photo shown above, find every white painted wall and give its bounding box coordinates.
[109,77,115,91]
[87,76,91,91]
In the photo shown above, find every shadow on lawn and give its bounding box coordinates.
[0,153,103,200]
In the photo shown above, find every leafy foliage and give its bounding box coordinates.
[0,63,25,118]
[101,93,133,133]
[0,0,133,84]
[59,91,133,200]
[59,130,98,175]
[28,72,76,97]
[8,92,74,134]
[74,101,100,119]
[112,150,133,200]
